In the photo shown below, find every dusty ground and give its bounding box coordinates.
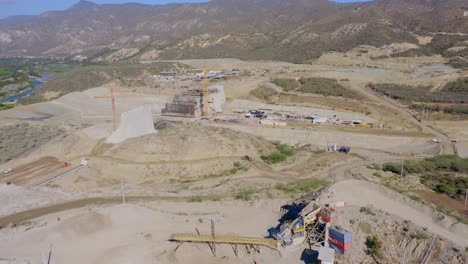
[0,180,466,264]
[0,56,466,263]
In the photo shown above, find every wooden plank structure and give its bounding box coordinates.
[170,219,278,256]
[170,233,278,255]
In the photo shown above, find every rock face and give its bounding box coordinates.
[0,0,467,63]
[107,105,156,144]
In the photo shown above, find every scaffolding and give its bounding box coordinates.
[161,90,203,117]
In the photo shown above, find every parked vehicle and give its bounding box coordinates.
[245,110,265,118]
[338,146,351,154]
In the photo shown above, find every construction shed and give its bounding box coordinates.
[160,71,177,77]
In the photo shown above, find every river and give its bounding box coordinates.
[0,77,45,103]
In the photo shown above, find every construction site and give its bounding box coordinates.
[0,56,467,264]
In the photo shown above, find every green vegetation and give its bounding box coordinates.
[261,142,296,164]
[238,188,256,201]
[369,78,468,105]
[249,85,277,101]
[312,149,325,155]
[381,162,402,175]
[187,195,203,202]
[410,103,468,116]
[252,77,359,100]
[179,162,248,183]
[0,59,75,102]
[430,78,468,104]
[297,77,358,98]
[382,155,468,175]
[368,83,430,102]
[436,206,468,225]
[360,206,376,216]
[19,61,186,104]
[0,103,14,111]
[408,194,422,202]
[447,57,468,69]
[411,231,430,240]
[0,69,11,76]
[206,194,222,201]
[275,179,325,195]
[261,152,287,164]
[366,235,382,258]
[382,155,468,201]
[271,78,298,92]
[421,174,468,201]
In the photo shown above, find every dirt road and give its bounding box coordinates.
[0,196,179,228]
[348,82,455,154]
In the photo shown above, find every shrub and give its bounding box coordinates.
[274,142,296,156]
[0,103,14,111]
[408,194,422,202]
[187,195,203,202]
[238,188,256,201]
[382,163,401,174]
[360,206,376,216]
[271,78,299,92]
[261,152,287,164]
[261,142,296,164]
[368,83,429,102]
[366,235,382,258]
[275,179,325,194]
[435,184,457,196]
[412,231,430,240]
[207,194,222,201]
[421,174,468,201]
[312,149,325,155]
[250,85,277,100]
[297,77,358,98]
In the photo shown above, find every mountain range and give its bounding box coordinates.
[0,0,467,63]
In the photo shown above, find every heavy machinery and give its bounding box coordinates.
[61,162,72,168]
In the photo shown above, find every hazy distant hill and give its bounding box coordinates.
[0,0,467,63]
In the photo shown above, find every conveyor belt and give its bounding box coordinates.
[170,233,278,250]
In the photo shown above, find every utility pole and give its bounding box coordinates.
[211,220,216,256]
[465,188,468,206]
[121,177,126,204]
[400,160,404,180]
[331,169,334,186]
[47,244,52,264]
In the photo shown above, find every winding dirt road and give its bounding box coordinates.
[349,82,455,154]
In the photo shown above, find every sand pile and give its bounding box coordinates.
[104,126,275,162]
[47,211,113,242]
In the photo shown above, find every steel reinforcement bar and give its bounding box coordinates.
[170,233,278,250]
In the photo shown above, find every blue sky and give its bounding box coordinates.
[0,0,373,19]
